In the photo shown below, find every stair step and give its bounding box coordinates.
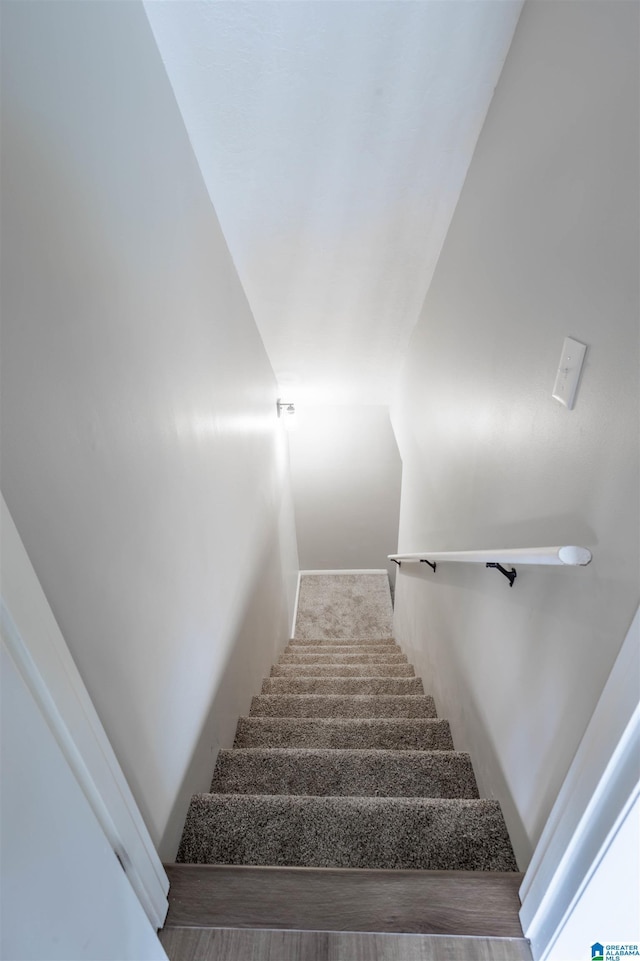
[176,795,518,871]
[210,748,478,798]
[289,637,397,646]
[249,694,436,718]
[234,716,454,751]
[261,676,424,695]
[160,927,532,961]
[279,651,408,664]
[285,644,400,656]
[162,863,527,938]
[271,663,416,678]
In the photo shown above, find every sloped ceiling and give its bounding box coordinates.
[144,1,523,405]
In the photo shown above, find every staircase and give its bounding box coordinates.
[161,574,531,961]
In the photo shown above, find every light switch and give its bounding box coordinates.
[552,337,587,409]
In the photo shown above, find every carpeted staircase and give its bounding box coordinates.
[162,574,528,960]
[176,575,516,871]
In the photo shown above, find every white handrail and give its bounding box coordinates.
[388,546,592,566]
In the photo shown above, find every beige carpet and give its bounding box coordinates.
[295,573,393,639]
[175,573,517,872]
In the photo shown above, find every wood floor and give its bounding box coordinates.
[160,927,533,961]
[163,864,526,939]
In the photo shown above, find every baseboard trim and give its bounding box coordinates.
[299,569,389,575]
[290,571,301,638]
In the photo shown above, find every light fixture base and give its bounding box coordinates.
[277,398,296,417]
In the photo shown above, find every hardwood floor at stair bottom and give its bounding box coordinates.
[163,865,525,938]
[160,927,533,961]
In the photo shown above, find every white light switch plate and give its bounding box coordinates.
[552,337,587,409]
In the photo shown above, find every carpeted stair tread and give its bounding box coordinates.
[261,676,424,695]
[176,794,517,871]
[287,641,400,650]
[285,644,400,656]
[209,748,479,798]
[234,716,454,751]
[271,663,416,678]
[289,637,397,647]
[279,652,408,665]
[249,694,437,718]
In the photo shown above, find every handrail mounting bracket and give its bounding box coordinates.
[486,562,517,587]
[420,559,437,573]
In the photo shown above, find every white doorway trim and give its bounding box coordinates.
[520,607,640,958]
[0,494,169,929]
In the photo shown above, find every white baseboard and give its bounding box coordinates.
[290,571,301,638]
[299,569,388,575]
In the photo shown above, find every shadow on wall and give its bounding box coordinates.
[158,513,294,861]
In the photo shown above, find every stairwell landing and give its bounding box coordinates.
[160,573,531,961]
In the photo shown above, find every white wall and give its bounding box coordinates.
[143,1,523,411]
[391,0,639,869]
[288,406,402,581]
[0,0,299,861]
[1,642,166,961]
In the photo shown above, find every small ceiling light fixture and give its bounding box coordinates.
[277,398,296,417]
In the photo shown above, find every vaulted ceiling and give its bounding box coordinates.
[144,1,523,406]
